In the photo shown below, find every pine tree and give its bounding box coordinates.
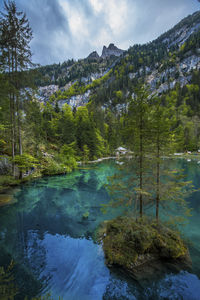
[106,86,193,224]
[0,0,33,175]
[150,92,194,223]
[127,86,152,218]
[150,96,174,221]
[105,86,153,218]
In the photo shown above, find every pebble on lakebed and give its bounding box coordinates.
[0,190,18,206]
[98,216,192,282]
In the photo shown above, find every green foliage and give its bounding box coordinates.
[53,70,112,102]
[13,154,38,173]
[40,143,77,176]
[123,87,153,217]
[75,106,106,159]
[0,2,199,194]
[101,216,188,269]
[32,52,115,87]
[58,142,77,169]
[106,86,194,222]
[41,157,68,175]
[0,261,18,299]
[60,143,76,158]
[0,0,34,167]
[57,82,86,100]
[82,211,89,219]
[0,175,20,190]
[115,90,123,100]
[83,145,90,162]
[58,104,75,144]
[102,164,137,214]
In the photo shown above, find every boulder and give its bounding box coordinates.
[99,216,192,282]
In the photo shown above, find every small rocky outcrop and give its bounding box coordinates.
[101,43,125,59]
[87,51,100,60]
[99,216,191,282]
[0,156,12,175]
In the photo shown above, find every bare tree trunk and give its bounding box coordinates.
[139,112,143,218]
[9,49,16,176]
[15,48,23,179]
[156,137,160,222]
[15,53,23,156]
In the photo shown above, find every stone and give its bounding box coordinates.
[99,216,192,282]
[101,43,125,59]
[0,156,12,175]
[87,51,99,60]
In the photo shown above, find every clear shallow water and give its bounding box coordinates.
[0,159,200,299]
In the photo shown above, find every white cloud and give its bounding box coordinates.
[89,0,104,14]
[106,0,129,35]
[14,0,200,64]
[58,0,136,56]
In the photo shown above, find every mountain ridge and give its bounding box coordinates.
[87,43,125,59]
[31,10,200,110]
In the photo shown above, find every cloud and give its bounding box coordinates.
[15,0,71,64]
[12,0,200,65]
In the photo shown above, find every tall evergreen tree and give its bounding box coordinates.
[0,0,33,175]
[150,96,174,221]
[150,92,194,222]
[106,86,153,218]
[127,86,152,217]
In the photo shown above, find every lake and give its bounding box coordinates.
[0,159,200,299]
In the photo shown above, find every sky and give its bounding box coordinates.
[1,0,200,65]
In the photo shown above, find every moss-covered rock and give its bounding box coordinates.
[99,216,191,281]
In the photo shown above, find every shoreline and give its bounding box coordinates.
[1,152,200,199]
[0,155,117,196]
[78,156,116,164]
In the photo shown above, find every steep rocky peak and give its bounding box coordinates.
[158,10,200,48]
[87,51,99,60]
[101,43,125,58]
[108,43,118,50]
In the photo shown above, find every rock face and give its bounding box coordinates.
[87,51,100,60]
[161,21,200,49]
[57,89,91,109]
[101,43,124,59]
[37,85,59,103]
[0,156,12,175]
[99,216,191,282]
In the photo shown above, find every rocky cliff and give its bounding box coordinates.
[33,11,200,110]
[101,43,125,58]
[87,51,99,60]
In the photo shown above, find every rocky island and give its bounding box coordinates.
[99,216,191,282]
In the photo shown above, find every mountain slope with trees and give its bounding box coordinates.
[31,11,200,117]
[0,3,200,185]
[0,2,199,297]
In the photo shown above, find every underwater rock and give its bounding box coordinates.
[99,216,192,282]
[0,190,18,206]
[82,211,90,219]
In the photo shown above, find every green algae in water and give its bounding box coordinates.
[0,194,15,206]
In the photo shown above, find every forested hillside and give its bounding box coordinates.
[1,2,200,299]
[0,3,200,188]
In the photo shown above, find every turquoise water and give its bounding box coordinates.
[0,159,200,299]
